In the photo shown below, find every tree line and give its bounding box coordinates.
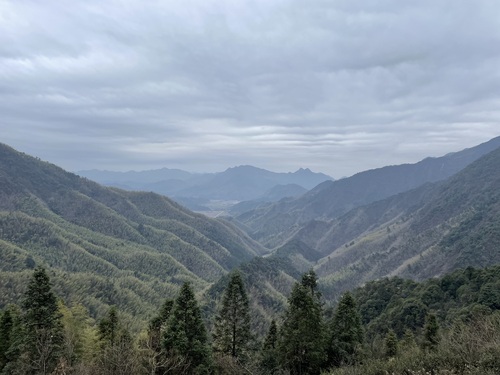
[1,266,499,375]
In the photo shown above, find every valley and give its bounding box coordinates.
[1,137,499,374]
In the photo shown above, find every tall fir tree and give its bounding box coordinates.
[21,266,64,375]
[212,272,251,360]
[328,291,364,367]
[260,319,279,374]
[278,272,326,375]
[163,282,211,374]
[422,313,440,351]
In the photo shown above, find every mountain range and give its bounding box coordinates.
[236,136,500,248]
[77,166,332,211]
[207,140,500,329]
[1,137,499,332]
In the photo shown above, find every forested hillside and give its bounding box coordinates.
[209,142,500,328]
[237,136,500,248]
[0,143,264,329]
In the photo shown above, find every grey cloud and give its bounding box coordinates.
[1,0,499,177]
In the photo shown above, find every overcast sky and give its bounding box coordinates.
[1,0,499,178]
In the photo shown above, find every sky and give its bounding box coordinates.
[1,0,499,178]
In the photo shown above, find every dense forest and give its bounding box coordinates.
[1,265,499,375]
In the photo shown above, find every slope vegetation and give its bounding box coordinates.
[0,143,264,327]
[238,136,500,248]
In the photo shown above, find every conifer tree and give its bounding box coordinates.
[98,306,119,347]
[163,282,211,374]
[384,329,398,357]
[278,275,325,375]
[96,306,137,375]
[0,306,24,375]
[0,308,15,371]
[260,319,279,374]
[301,269,319,298]
[22,266,64,375]
[212,272,251,360]
[422,313,439,351]
[328,292,364,367]
[146,299,174,375]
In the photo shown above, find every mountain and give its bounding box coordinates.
[78,165,333,210]
[208,142,500,332]
[277,143,500,299]
[0,143,265,328]
[237,136,500,248]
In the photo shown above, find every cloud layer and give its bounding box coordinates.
[1,0,499,177]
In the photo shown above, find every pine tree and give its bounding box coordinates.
[260,320,279,374]
[0,307,15,371]
[328,292,364,367]
[22,266,64,375]
[0,306,24,375]
[163,282,211,374]
[278,275,326,375]
[422,313,439,351]
[212,272,251,360]
[301,269,319,298]
[98,306,119,347]
[384,329,398,357]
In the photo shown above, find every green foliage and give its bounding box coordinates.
[21,267,64,375]
[422,313,440,351]
[213,272,251,360]
[0,306,18,371]
[384,329,398,357]
[328,292,364,367]
[325,312,500,375]
[163,283,212,374]
[96,307,138,375]
[0,142,263,332]
[353,265,500,339]
[260,320,279,374]
[278,279,326,375]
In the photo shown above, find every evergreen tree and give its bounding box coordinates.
[422,313,439,351]
[401,329,416,349]
[0,307,15,371]
[301,269,319,298]
[212,272,251,360]
[260,320,279,374]
[0,306,24,375]
[163,282,211,374]
[384,329,398,358]
[96,307,138,375]
[328,292,364,367]
[98,306,119,347]
[146,299,174,375]
[278,277,326,375]
[21,266,64,375]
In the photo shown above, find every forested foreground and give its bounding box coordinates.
[1,266,499,375]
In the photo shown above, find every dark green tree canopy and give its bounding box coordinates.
[213,271,251,359]
[278,279,326,375]
[329,291,364,367]
[163,282,211,374]
[22,267,64,375]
